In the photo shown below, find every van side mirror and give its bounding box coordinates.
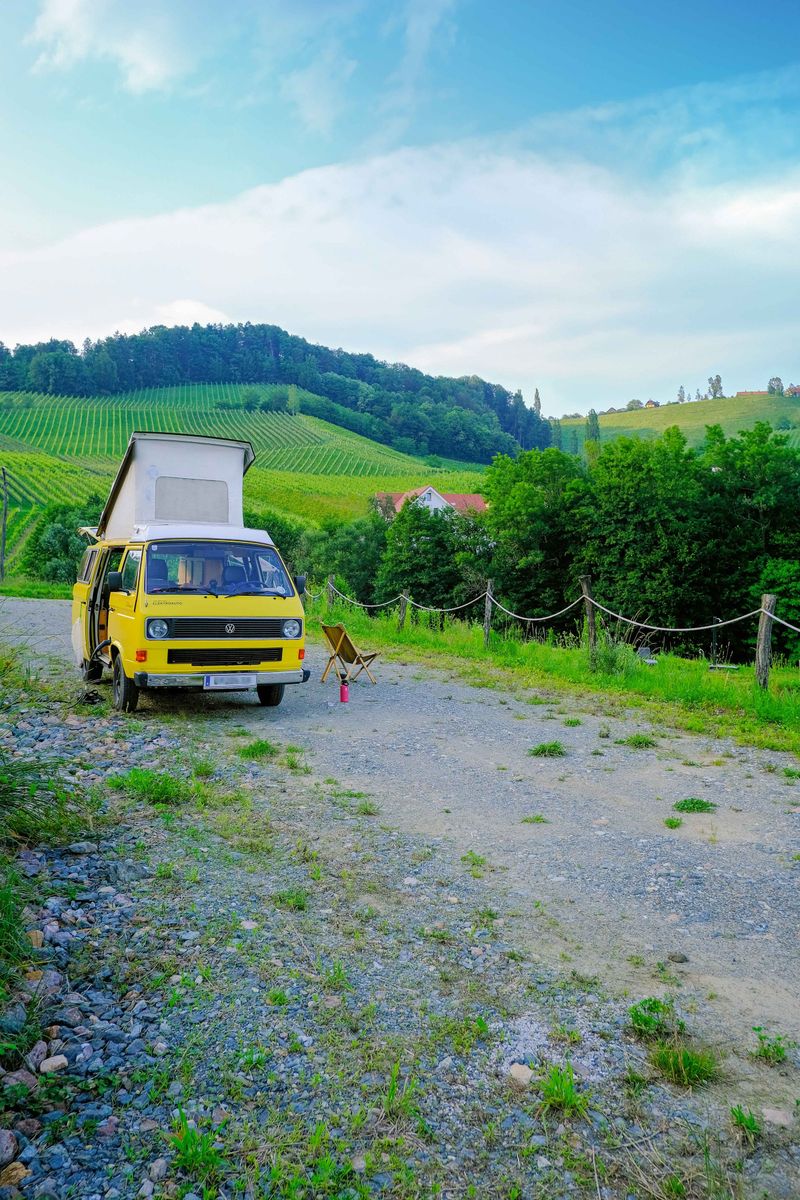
[294,575,307,597]
[106,570,124,594]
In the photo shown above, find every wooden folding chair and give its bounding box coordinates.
[320,623,379,684]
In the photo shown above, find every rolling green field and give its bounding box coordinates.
[0,383,483,564]
[560,390,799,453]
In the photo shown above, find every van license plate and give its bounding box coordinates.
[203,673,257,690]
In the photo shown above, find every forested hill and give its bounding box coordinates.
[0,322,551,464]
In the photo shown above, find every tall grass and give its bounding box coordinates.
[310,599,800,754]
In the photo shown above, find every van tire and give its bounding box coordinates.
[257,683,285,707]
[112,655,139,713]
[81,658,103,683]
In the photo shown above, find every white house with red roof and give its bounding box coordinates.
[375,485,487,516]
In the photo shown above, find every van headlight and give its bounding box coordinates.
[282,619,302,639]
[146,618,170,639]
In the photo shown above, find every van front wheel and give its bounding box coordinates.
[113,655,139,713]
[257,683,285,708]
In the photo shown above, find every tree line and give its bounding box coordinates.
[27,421,799,663]
[0,323,552,464]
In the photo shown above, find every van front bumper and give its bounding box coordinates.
[134,669,310,689]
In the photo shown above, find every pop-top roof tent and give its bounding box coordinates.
[96,432,257,541]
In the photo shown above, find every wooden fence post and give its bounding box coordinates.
[0,468,7,584]
[755,594,776,690]
[579,575,597,669]
[483,579,493,649]
[398,592,409,631]
[326,574,335,608]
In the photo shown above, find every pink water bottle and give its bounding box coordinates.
[339,679,349,703]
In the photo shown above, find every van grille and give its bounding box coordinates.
[168,618,288,638]
[167,648,283,667]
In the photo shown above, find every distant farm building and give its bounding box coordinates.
[736,390,769,397]
[376,486,487,517]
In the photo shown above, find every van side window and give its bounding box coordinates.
[121,550,142,592]
[78,548,97,582]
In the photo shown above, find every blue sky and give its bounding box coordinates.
[1,1,799,413]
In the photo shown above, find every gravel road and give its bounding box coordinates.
[4,596,799,1052]
[3,596,800,1197]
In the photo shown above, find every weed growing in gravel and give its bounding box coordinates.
[238,738,279,760]
[273,887,309,911]
[628,997,683,1039]
[598,724,611,738]
[268,988,290,1006]
[673,797,716,813]
[239,1045,268,1070]
[752,1026,793,1064]
[419,926,454,943]
[783,767,800,779]
[664,817,683,829]
[169,1110,228,1183]
[528,741,566,757]
[381,1060,420,1122]
[521,814,549,824]
[650,1043,718,1087]
[285,747,311,773]
[323,961,352,991]
[615,734,657,749]
[538,1061,589,1116]
[191,756,216,778]
[111,768,190,805]
[461,849,487,877]
[563,717,581,727]
[430,1013,490,1054]
[227,726,249,736]
[730,1105,761,1145]
[552,1023,582,1045]
[355,799,380,816]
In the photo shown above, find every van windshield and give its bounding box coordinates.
[145,541,293,597]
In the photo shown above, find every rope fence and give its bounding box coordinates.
[310,573,797,692]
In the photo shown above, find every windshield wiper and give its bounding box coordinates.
[225,587,287,597]
[148,586,219,595]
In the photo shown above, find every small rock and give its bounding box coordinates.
[762,1107,793,1128]
[0,1162,29,1187]
[240,920,258,930]
[352,1155,367,1172]
[0,1131,18,1168]
[67,841,97,854]
[667,952,689,964]
[321,996,341,1009]
[138,1119,160,1133]
[13,1119,41,1139]
[137,1181,154,1198]
[26,930,44,949]
[148,1158,168,1182]
[508,1063,533,1088]
[25,1042,48,1073]
[2,1070,37,1093]
[39,1056,68,1075]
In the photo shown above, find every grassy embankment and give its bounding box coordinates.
[560,391,800,454]
[311,599,800,756]
[0,644,93,1036]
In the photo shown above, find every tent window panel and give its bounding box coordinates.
[154,476,229,522]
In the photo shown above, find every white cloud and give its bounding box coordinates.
[280,44,357,136]
[27,0,207,92]
[1,140,798,410]
[377,0,457,140]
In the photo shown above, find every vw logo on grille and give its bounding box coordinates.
[225,623,236,634]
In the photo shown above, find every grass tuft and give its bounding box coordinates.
[673,796,716,813]
[528,741,566,758]
[615,733,657,749]
[650,1043,718,1087]
[238,738,280,761]
[538,1061,589,1116]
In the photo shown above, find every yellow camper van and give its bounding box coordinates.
[72,432,309,712]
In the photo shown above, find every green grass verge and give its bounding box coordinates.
[309,600,800,755]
